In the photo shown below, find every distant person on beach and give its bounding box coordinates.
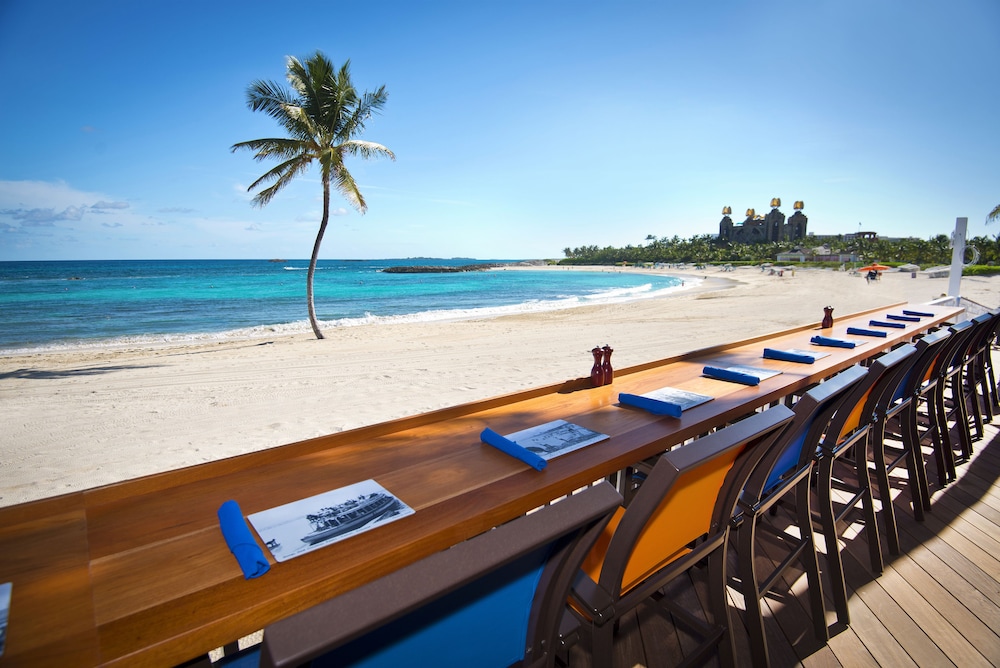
[866,270,878,284]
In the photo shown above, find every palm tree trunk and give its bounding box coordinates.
[306,177,332,339]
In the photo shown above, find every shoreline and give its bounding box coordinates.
[0,264,703,358]
[1,265,996,507]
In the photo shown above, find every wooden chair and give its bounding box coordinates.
[813,343,917,626]
[567,407,795,668]
[220,481,622,668]
[733,365,868,666]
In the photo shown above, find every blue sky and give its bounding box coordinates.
[1,0,998,261]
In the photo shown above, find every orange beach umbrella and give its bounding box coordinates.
[859,263,891,272]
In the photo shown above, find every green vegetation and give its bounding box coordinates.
[232,52,394,339]
[561,233,1000,274]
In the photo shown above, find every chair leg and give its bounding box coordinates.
[962,364,985,442]
[949,372,975,464]
[901,401,932,513]
[816,454,850,626]
[870,421,902,556]
[976,354,995,422]
[708,549,736,668]
[796,475,829,643]
[903,434,928,519]
[969,359,988,435]
[737,516,770,668]
[590,619,615,668]
[932,383,958,485]
[858,436,884,576]
[987,349,999,412]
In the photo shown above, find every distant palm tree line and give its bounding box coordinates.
[561,232,1000,269]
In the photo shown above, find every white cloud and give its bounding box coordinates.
[0,180,146,255]
[0,205,85,225]
[0,180,120,213]
[92,200,130,210]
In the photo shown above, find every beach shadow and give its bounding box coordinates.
[163,341,275,357]
[0,364,165,380]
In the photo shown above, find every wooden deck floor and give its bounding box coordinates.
[567,401,1000,667]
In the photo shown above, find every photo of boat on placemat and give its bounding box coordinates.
[248,479,414,562]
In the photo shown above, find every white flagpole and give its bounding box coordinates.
[947,216,968,307]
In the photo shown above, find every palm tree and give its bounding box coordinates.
[988,203,1000,224]
[232,52,394,339]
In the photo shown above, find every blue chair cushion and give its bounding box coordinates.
[762,430,808,495]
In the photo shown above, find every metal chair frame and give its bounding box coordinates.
[569,407,795,668]
[734,365,869,666]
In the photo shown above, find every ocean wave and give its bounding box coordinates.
[0,276,698,356]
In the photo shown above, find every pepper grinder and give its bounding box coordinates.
[822,306,834,329]
[601,345,614,385]
[590,347,605,387]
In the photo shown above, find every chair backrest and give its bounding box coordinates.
[828,344,918,449]
[889,328,951,405]
[259,482,623,668]
[941,319,976,375]
[967,312,997,361]
[753,364,870,498]
[580,406,794,599]
[983,310,1000,352]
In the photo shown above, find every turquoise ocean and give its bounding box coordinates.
[0,259,685,353]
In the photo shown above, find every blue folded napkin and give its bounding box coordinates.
[810,335,857,349]
[702,366,760,385]
[618,392,683,417]
[480,428,547,471]
[903,309,934,317]
[869,319,905,329]
[218,500,270,579]
[846,327,888,338]
[886,314,920,322]
[763,348,816,364]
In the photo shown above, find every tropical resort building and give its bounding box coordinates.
[718,198,809,244]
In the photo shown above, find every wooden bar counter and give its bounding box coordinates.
[0,302,962,666]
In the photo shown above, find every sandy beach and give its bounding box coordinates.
[1,265,996,508]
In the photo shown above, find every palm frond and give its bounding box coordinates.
[341,140,395,162]
[340,86,387,140]
[248,156,312,207]
[230,137,310,160]
[330,164,366,213]
[988,203,1000,224]
[246,80,297,117]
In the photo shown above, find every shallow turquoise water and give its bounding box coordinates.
[0,259,684,352]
